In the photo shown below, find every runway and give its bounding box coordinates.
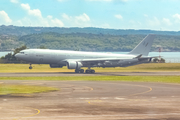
[0,71,180,76]
[1,80,180,120]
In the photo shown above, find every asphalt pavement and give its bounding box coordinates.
[1,80,180,120]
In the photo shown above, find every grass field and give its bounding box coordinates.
[0,63,180,94]
[1,75,180,95]
[0,76,180,83]
[0,84,59,95]
[0,63,180,73]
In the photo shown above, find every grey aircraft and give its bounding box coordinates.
[15,34,156,73]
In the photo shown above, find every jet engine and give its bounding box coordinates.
[67,61,82,69]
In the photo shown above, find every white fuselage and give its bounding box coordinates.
[15,34,155,72]
[15,49,143,68]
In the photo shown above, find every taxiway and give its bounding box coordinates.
[1,80,180,120]
[0,71,180,77]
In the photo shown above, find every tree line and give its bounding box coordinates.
[0,45,27,63]
[18,32,180,52]
[1,25,180,36]
[0,32,180,52]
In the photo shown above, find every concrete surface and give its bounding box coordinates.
[1,80,180,120]
[0,71,180,77]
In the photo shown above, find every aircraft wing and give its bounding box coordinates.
[65,58,128,62]
[63,54,157,67]
[63,58,134,66]
[64,54,157,62]
[64,54,152,62]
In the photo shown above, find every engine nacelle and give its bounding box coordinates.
[67,61,82,69]
[50,64,63,68]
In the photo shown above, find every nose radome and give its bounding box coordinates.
[15,53,20,58]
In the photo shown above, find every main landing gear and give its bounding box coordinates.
[29,64,33,69]
[74,69,95,74]
[85,69,95,74]
[75,69,84,73]
[85,66,95,74]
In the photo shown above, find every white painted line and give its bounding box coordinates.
[115,97,126,100]
[45,109,63,111]
[9,110,32,112]
[79,98,91,99]
[79,97,127,100]
[101,97,109,99]
[151,97,157,99]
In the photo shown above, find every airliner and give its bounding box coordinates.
[15,34,156,73]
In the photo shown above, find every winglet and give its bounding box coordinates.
[129,34,156,56]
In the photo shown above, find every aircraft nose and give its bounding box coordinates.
[15,53,20,58]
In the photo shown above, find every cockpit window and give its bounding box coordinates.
[20,52,24,54]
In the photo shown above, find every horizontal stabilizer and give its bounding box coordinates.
[134,54,142,59]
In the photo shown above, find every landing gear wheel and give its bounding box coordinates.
[29,64,32,69]
[80,69,84,73]
[90,69,95,73]
[75,69,79,73]
[85,69,95,74]
[85,69,90,73]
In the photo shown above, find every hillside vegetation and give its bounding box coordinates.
[0,26,180,51]
[18,33,180,52]
[1,25,180,36]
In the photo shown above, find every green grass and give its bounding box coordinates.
[0,84,59,95]
[0,76,180,84]
[0,63,180,95]
[0,63,180,73]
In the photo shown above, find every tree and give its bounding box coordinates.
[0,45,27,63]
[153,57,165,63]
[13,45,27,55]
[39,45,47,49]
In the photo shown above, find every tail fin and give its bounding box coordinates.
[129,34,156,56]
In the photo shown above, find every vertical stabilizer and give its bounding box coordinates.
[129,34,156,56]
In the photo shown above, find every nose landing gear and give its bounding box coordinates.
[29,64,32,69]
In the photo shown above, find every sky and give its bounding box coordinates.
[1,0,180,31]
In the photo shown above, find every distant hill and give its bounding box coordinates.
[18,33,180,52]
[1,25,180,36]
[0,25,180,52]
